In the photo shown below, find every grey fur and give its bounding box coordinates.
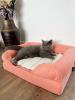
[6,40,56,65]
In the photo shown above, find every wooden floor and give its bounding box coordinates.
[0,49,75,100]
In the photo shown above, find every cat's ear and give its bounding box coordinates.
[42,40,45,44]
[48,40,53,44]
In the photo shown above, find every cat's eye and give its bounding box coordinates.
[47,46,50,48]
[43,46,45,48]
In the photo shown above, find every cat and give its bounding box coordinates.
[5,40,56,65]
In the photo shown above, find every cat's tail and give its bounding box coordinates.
[5,45,22,51]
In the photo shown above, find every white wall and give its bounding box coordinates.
[1,0,75,46]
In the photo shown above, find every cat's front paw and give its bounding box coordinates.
[11,58,17,66]
[47,55,55,59]
[51,53,56,56]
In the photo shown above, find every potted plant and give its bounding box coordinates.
[0,0,20,46]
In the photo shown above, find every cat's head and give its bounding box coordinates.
[41,40,53,51]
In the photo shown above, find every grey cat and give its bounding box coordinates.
[5,40,56,65]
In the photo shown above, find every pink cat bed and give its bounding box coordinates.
[2,42,75,95]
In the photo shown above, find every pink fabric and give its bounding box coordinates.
[2,42,75,95]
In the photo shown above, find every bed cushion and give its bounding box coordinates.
[17,54,63,70]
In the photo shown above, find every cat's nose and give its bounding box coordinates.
[25,55,28,58]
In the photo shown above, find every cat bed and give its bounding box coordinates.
[2,42,75,95]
